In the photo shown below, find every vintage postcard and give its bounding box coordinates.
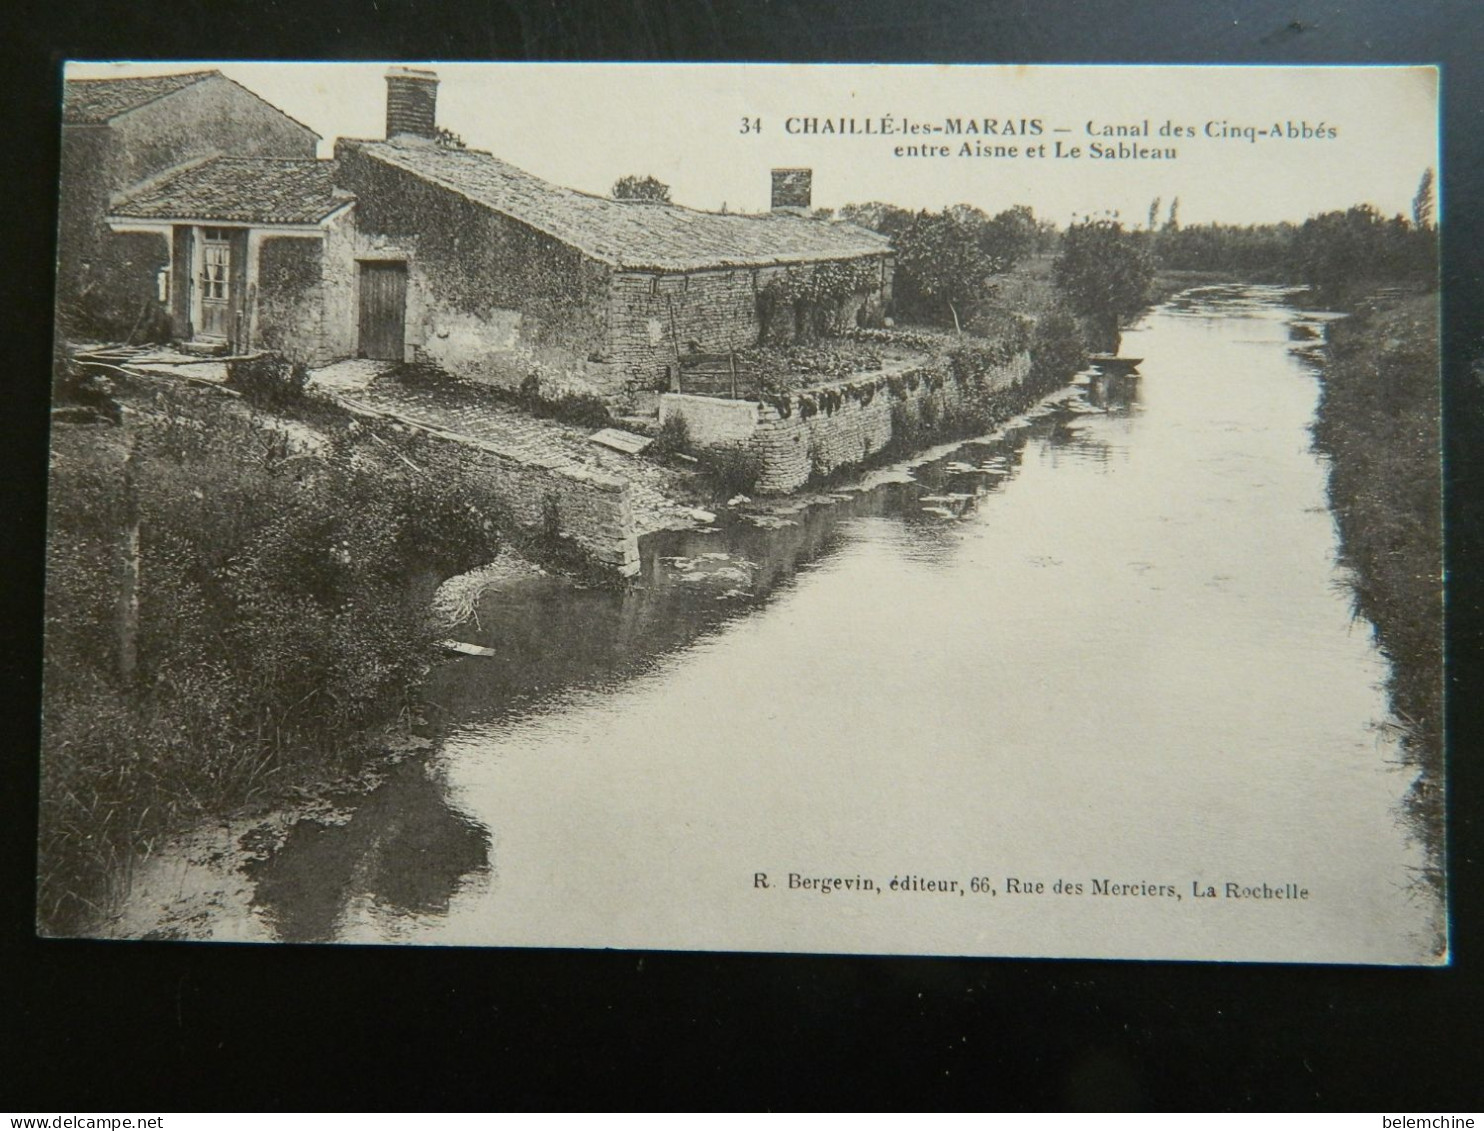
[41,62,1443,963]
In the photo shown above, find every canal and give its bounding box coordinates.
[129,285,1442,963]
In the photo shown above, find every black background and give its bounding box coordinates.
[4,0,1483,1111]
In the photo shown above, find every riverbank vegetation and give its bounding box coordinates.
[1310,291,1443,890]
[39,372,502,934]
[835,200,1148,367]
[1141,170,1438,303]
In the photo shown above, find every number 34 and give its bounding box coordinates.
[739,117,762,134]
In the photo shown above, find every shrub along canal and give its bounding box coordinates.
[117,285,1443,963]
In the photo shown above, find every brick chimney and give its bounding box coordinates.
[771,168,812,212]
[385,67,439,141]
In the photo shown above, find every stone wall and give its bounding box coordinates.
[340,399,640,575]
[255,235,327,364]
[608,259,891,394]
[103,361,640,576]
[55,125,118,313]
[658,393,758,445]
[609,268,762,391]
[750,350,1032,494]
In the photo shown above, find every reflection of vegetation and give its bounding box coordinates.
[1027,307,1088,388]
[1310,291,1442,904]
[249,760,490,943]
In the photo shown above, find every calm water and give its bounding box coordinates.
[134,286,1441,962]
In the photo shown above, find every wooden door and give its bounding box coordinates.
[358,261,407,361]
[198,228,232,339]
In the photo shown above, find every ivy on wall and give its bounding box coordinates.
[756,258,883,343]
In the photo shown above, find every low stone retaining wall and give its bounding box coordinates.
[659,393,759,445]
[747,350,1032,494]
[338,396,640,575]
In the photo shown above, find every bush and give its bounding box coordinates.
[733,341,885,395]
[226,352,310,411]
[59,291,174,346]
[1028,307,1088,391]
[544,392,613,428]
[1053,218,1154,350]
[518,371,614,428]
[50,344,124,423]
[696,441,764,498]
[650,412,692,460]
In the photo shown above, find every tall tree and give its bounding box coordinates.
[981,205,1040,271]
[895,211,995,333]
[1148,196,1162,232]
[1412,168,1436,230]
[1052,217,1154,351]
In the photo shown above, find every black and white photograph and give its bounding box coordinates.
[39,61,1443,965]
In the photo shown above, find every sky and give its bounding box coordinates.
[67,62,1439,228]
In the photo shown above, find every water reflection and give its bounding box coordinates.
[1083,370,1141,416]
[248,759,490,943]
[429,422,1050,729]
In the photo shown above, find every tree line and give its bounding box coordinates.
[1134,168,1438,298]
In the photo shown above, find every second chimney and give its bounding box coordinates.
[385,67,439,141]
[771,168,812,212]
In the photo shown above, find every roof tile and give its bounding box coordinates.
[352,140,890,271]
[63,71,219,124]
[110,157,350,225]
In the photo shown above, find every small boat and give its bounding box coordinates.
[1089,354,1143,375]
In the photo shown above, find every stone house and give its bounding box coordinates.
[59,69,320,333]
[87,68,894,396]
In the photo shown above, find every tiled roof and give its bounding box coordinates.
[63,70,220,124]
[352,140,891,271]
[109,157,351,225]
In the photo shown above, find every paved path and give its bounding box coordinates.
[308,358,396,394]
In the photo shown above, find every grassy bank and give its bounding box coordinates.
[1309,289,1443,889]
[39,377,504,934]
